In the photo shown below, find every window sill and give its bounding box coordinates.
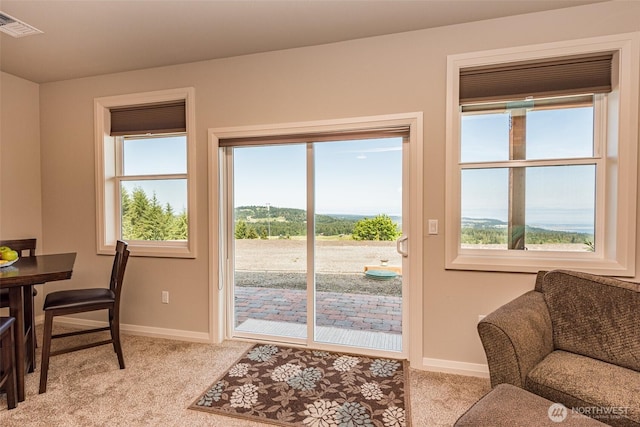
[98,242,196,259]
[446,251,634,277]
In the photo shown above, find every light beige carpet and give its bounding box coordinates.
[0,327,489,426]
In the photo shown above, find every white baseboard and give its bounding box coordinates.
[421,357,489,378]
[36,315,489,375]
[47,316,213,343]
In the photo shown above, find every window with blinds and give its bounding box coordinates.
[445,34,639,276]
[94,87,196,258]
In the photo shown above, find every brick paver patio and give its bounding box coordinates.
[234,287,402,334]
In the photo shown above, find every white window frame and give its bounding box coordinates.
[445,33,640,276]
[94,87,197,258]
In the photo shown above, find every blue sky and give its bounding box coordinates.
[122,136,188,212]
[233,138,403,216]
[121,136,403,217]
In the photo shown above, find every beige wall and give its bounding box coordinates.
[0,72,44,314]
[0,72,43,241]
[30,1,640,368]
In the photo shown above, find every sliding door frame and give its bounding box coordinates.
[208,112,424,366]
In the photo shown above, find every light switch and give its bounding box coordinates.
[428,219,438,235]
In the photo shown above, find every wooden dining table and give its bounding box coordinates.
[0,252,76,401]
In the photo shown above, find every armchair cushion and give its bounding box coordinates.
[526,351,640,427]
[542,270,640,372]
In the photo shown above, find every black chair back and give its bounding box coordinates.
[110,240,130,320]
[110,240,130,293]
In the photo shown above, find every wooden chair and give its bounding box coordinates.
[0,239,36,257]
[0,238,39,370]
[39,240,130,394]
[0,317,17,409]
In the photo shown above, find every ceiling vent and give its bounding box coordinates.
[0,11,43,38]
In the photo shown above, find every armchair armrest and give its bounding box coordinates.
[478,290,554,388]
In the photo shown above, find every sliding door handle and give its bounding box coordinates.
[396,235,409,257]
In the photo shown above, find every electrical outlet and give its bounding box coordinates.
[162,291,169,304]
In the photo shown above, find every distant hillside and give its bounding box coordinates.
[235,205,357,237]
[462,217,507,229]
[461,217,593,246]
[233,208,591,245]
[234,206,400,238]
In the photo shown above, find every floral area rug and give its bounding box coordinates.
[190,343,410,426]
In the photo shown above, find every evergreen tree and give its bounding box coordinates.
[129,187,152,239]
[121,187,135,239]
[120,186,189,241]
[174,210,188,240]
[246,227,259,239]
[142,194,167,240]
[235,220,248,239]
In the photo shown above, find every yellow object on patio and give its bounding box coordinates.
[363,265,402,275]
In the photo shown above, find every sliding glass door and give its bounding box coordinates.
[231,144,308,341]
[313,138,403,351]
[224,134,407,354]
